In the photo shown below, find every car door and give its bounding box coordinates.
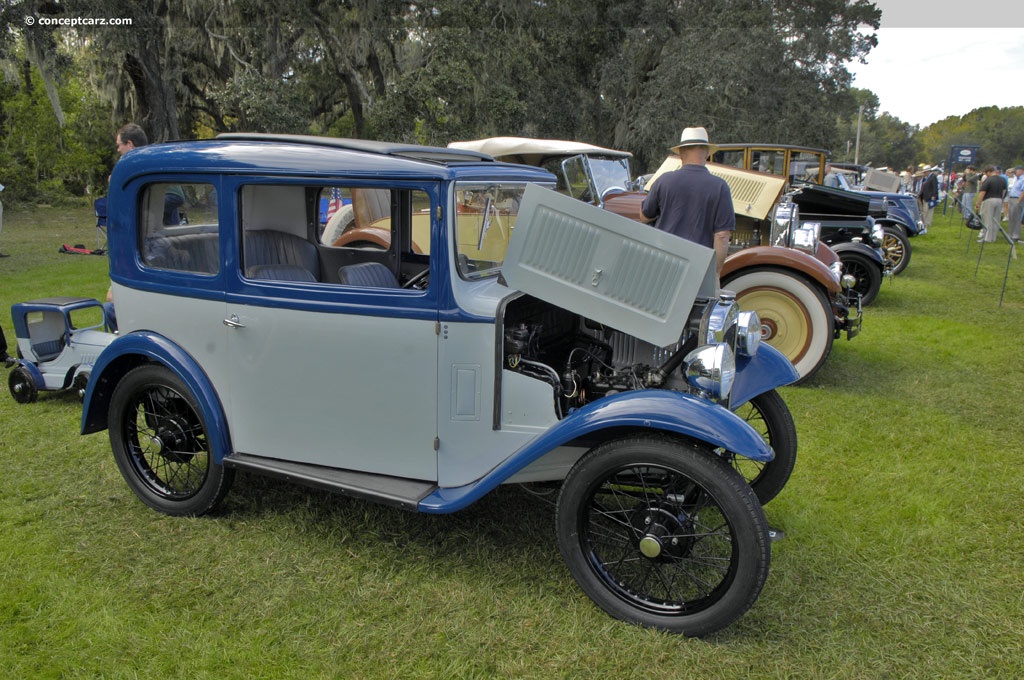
[224,181,440,481]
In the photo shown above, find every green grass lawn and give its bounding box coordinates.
[1,203,1023,678]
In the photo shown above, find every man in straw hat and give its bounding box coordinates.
[641,126,734,277]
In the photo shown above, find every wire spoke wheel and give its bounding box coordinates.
[125,384,210,498]
[840,252,882,306]
[726,389,797,504]
[110,365,233,516]
[587,466,735,612]
[557,437,769,636]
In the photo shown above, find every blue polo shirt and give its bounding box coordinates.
[641,164,734,248]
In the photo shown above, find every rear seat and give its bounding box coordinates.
[145,230,321,282]
[144,232,219,273]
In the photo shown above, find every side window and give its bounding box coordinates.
[319,186,394,250]
[712,150,745,169]
[320,185,432,289]
[790,151,824,184]
[240,184,320,283]
[139,182,219,274]
[240,183,431,289]
[751,150,785,176]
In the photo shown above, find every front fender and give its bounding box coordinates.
[880,212,913,232]
[830,240,885,265]
[81,331,232,463]
[731,344,799,408]
[418,389,773,513]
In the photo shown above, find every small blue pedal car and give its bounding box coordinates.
[6,297,115,403]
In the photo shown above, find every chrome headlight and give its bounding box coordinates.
[735,310,761,356]
[699,295,739,346]
[872,223,885,244]
[684,343,736,400]
[793,221,820,253]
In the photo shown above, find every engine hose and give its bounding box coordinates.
[516,358,564,419]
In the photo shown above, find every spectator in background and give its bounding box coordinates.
[641,126,734,279]
[105,123,152,329]
[961,165,980,216]
[116,122,148,155]
[975,165,1007,243]
[900,165,914,193]
[1006,166,1024,242]
[823,164,841,188]
[918,166,940,230]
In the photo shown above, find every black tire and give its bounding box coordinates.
[556,436,770,636]
[109,364,234,516]
[722,267,834,384]
[9,366,38,403]
[882,226,912,275]
[727,389,797,505]
[73,372,90,401]
[839,251,882,306]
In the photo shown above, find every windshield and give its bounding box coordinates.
[454,182,529,279]
[589,157,632,197]
[558,155,632,204]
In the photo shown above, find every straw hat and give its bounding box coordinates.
[670,127,716,155]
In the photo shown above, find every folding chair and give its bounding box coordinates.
[94,197,108,251]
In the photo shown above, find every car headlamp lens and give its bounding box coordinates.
[699,297,739,346]
[735,310,761,356]
[793,222,820,253]
[684,343,735,400]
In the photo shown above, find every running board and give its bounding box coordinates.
[223,454,437,511]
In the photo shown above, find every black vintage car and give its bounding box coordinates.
[789,184,889,306]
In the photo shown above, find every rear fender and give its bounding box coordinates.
[418,389,773,513]
[724,245,840,294]
[81,331,232,462]
[12,360,44,387]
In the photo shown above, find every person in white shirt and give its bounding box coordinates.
[1006,167,1024,241]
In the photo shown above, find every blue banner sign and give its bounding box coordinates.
[951,146,978,164]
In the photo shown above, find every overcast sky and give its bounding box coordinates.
[845,0,1024,128]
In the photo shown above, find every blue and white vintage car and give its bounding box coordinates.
[82,134,798,636]
[6,297,114,403]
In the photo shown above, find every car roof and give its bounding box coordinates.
[715,143,830,155]
[449,137,632,166]
[112,134,556,184]
[219,133,493,164]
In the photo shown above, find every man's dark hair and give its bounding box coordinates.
[117,123,148,148]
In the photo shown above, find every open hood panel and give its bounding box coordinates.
[502,185,717,347]
[647,157,787,220]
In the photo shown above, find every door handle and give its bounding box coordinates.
[223,314,245,329]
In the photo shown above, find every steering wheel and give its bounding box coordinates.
[402,268,430,289]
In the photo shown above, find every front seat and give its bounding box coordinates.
[336,262,399,288]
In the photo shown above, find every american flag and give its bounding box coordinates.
[325,187,344,222]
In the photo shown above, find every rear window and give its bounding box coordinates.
[138,182,219,274]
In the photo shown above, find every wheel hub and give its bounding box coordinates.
[760,319,778,341]
[632,507,691,560]
[148,419,194,463]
